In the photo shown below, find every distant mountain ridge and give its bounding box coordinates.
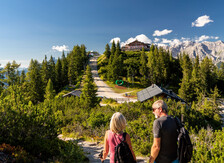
[163,40,224,64]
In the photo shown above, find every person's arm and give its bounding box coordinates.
[148,138,161,163]
[126,133,136,161]
[101,131,109,161]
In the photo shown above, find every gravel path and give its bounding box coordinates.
[89,56,137,103]
[78,140,148,163]
[58,135,147,163]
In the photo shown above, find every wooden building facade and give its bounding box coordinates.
[121,40,150,51]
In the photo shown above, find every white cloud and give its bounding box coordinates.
[181,37,191,41]
[195,35,219,42]
[198,35,210,42]
[159,38,181,46]
[170,39,181,46]
[153,29,173,36]
[211,36,219,40]
[120,37,135,47]
[156,35,220,47]
[161,38,172,44]
[120,34,152,47]
[154,38,160,43]
[52,45,69,52]
[135,34,152,44]
[157,43,168,47]
[192,15,213,27]
[110,37,121,44]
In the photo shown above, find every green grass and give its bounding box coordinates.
[104,80,143,97]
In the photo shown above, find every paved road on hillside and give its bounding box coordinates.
[89,56,137,103]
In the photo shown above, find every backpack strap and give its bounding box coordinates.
[114,132,126,144]
[123,132,127,142]
[174,117,183,128]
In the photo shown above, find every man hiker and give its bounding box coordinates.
[149,100,179,163]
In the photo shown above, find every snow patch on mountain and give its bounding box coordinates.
[163,40,224,64]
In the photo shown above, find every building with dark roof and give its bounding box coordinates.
[62,90,82,97]
[137,84,185,103]
[121,40,150,51]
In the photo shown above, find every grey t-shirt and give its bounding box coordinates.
[153,116,178,163]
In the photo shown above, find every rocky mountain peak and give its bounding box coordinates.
[165,40,224,64]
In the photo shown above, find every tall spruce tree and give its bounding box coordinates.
[147,45,157,85]
[61,51,68,86]
[200,57,217,94]
[55,57,62,92]
[3,61,20,86]
[68,45,82,85]
[190,55,203,100]
[139,48,149,86]
[44,79,55,100]
[48,56,56,88]
[109,41,116,64]
[20,70,26,84]
[41,55,49,88]
[104,44,111,59]
[68,52,76,85]
[80,65,98,108]
[216,62,224,94]
[27,59,44,103]
[110,42,123,81]
[124,58,139,84]
[111,41,116,56]
[178,53,193,102]
[81,44,87,69]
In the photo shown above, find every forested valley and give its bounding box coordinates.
[0,41,224,162]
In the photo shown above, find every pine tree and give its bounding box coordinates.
[156,47,165,85]
[178,53,193,102]
[68,45,82,85]
[124,58,139,84]
[110,41,123,81]
[48,56,56,87]
[20,70,26,84]
[41,55,49,88]
[169,55,182,86]
[104,44,111,59]
[44,79,55,100]
[216,62,224,94]
[3,61,21,86]
[109,41,116,65]
[55,57,62,92]
[200,57,217,94]
[0,66,4,90]
[81,44,88,69]
[80,65,98,108]
[139,48,149,86]
[111,40,116,56]
[73,45,82,74]
[147,45,157,85]
[61,51,68,86]
[27,59,44,103]
[190,55,203,100]
[68,52,77,85]
[115,41,121,56]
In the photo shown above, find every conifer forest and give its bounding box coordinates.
[0,42,224,162]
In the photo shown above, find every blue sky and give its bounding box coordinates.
[0,0,223,67]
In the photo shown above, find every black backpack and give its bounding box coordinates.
[174,117,193,163]
[114,132,136,163]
